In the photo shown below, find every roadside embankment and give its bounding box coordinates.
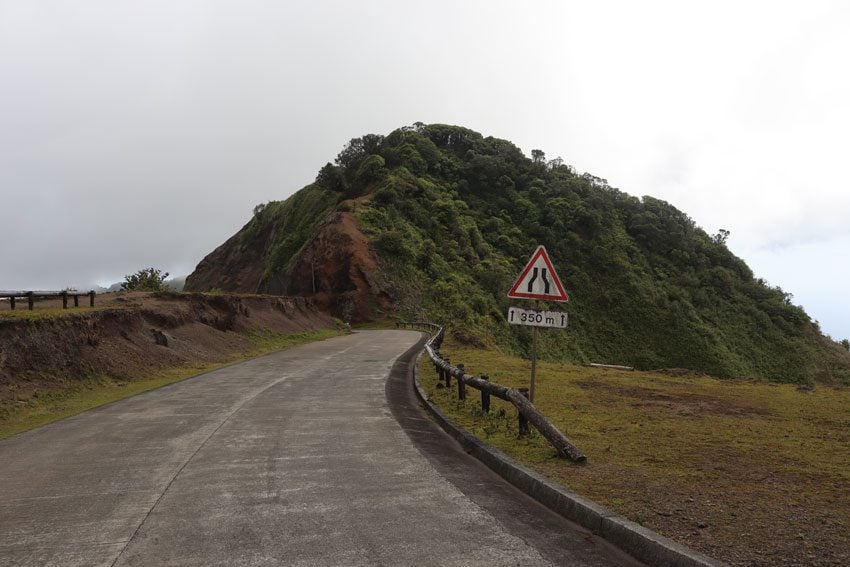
[0,291,342,434]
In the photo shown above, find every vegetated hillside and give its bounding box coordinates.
[185,124,850,384]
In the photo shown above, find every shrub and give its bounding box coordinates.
[121,268,170,292]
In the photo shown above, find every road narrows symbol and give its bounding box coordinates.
[527,268,538,293]
[507,246,568,302]
[541,269,550,294]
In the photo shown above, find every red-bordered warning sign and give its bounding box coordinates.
[507,245,569,302]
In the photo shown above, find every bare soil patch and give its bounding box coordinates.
[576,379,772,417]
[285,211,391,323]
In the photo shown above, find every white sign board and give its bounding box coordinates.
[508,307,568,329]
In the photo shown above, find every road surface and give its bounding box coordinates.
[0,330,638,566]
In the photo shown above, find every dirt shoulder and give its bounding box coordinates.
[0,291,342,421]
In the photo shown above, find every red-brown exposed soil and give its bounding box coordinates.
[184,210,390,323]
[284,212,391,323]
[184,220,274,294]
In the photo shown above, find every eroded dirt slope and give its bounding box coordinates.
[185,210,391,323]
[184,219,275,294]
[283,211,391,322]
[0,291,339,411]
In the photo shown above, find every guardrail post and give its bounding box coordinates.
[480,375,490,413]
[9,296,15,310]
[61,291,68,309]
[89,291,95,307]
[517,387,530,436]
[457,364,466,400]
[444,357,451,388]
[27,292,34,310]
[73,294,79,307]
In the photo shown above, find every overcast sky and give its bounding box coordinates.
[1,1,848,339]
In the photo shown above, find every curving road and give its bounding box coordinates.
[0,331,638,566]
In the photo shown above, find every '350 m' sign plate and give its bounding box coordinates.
[507,307,568,329]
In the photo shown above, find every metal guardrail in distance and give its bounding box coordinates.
[0,290,96,311]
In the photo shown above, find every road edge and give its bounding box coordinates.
[0,328,346,442]
[412,349,728,567]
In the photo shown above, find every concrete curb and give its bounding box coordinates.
[412,350,727,567]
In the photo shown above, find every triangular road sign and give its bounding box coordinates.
[507,245,569,302]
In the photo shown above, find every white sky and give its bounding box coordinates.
[1,1,848,339]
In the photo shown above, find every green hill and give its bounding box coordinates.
[185,123,850,384]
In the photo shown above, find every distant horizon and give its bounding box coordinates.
[0,275,186,294]
[4,226,847,342]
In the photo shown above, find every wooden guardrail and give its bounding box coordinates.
[400,320,586,462]
[0,290,96,311]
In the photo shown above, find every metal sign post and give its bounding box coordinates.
[531,310,539,402]
[507,246,569,403]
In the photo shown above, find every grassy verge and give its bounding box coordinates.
[420,342,850,566]
[0,328,343,441]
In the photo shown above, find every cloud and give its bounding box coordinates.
[745,233,850,340]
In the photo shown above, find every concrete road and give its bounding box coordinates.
[0,331,638,566]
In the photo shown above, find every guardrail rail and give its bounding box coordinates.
[401,321,586,462]
[0,290,96,311]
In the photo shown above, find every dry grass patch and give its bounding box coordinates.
[420,342,850,566]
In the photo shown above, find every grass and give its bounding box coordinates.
[0,328,344,441]
[420,341,850,565]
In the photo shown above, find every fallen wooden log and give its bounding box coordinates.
[506,387,587,462]
[589,363,634,371]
